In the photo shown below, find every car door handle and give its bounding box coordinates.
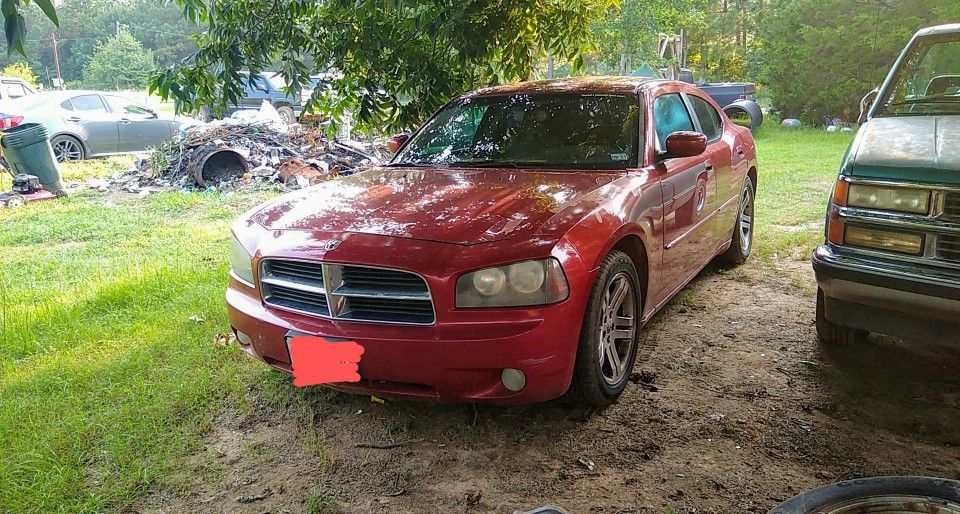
[736,145,745,157]
[119,119,132,125]
[66,116,82,123]
[704,161,714,171]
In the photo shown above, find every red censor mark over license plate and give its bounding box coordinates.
[288,336,365,387]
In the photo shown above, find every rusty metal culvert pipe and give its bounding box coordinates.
[187,147,249,187]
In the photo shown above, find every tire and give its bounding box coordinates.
[50,135,85,162]
[815,288,867,345]
[568,251,643,408]
[718,175,755,266]
[276,105,296,125]
[768,476,960,514]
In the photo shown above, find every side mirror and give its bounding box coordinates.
[664,131,707,159]
[147,109,158,119]
[386,133,410,153]
[858,88,879,124]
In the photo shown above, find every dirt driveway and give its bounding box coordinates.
[134,261,960,514]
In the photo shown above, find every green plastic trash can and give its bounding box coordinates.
[1,123,66,195]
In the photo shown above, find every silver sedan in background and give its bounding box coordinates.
[3,91,190,162]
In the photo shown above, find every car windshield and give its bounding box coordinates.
[879,34,960,116]
[393,93,640,170]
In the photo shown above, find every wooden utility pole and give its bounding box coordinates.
[51,32,63,90]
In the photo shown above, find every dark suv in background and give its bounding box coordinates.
[813,24,960,345]
[203,72,303,124]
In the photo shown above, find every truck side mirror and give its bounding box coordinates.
[858,88,879,124]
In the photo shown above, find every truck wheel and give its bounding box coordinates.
[568,251,642,408]
[276,105,296,125]
[815,288,867,345]
[718,175,755,266]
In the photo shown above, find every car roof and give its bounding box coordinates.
[463,76,667,98]
[915,24,960,37]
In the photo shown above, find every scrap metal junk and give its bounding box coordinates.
[144,119,380,191]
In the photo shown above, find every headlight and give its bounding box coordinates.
[230,233,255,284]
[844,226,924,255]
[456,259,569,308]
[847,184,930,214]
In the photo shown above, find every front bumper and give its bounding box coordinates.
[226,279,585,405]
[812,245,960,343]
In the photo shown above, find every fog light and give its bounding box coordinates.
[234,329,253,346]
[844,226,923,255]
[501,368,526,392]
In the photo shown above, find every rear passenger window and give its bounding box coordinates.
[70,95,107,113]
[689,95,723,141]
[653,93,694,150]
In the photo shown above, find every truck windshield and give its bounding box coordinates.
[880,35,960,116]
[393,93,640,170]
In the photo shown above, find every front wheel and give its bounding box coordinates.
[718,175,755,266]
[568,251,642,408]
[276,105,296,125]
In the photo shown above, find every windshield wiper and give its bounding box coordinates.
[888,93,960,106]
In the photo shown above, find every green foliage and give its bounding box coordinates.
[759,0,960,124]
[1,0,58,56]
[1,61,37,87]
[591,0,703,75]
[83,28,156,90]
[152,0,616,132]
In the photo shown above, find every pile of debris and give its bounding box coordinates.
[123,103,382,193]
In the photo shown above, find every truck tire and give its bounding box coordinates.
[768,476,960,514]
[276,105,296,125]
[724,100,763,132]
[815,288,867,345]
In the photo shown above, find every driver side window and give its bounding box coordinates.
[653,93,694,150]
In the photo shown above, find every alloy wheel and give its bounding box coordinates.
[597,272,637,386]
[53,138,83,162]
[738,184,754,254]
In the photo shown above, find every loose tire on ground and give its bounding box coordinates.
[567,251,643,408]
[768,476,960,514]
[718,175,755,266]
[815,288,868,345]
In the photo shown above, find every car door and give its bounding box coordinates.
[62,94,118,156]
[685,93,735,245]
[105,95,172,152]
[241,75,273,110]
[653,92,717,296]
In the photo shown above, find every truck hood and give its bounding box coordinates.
[850,116,960,184]
[249,166,621,245]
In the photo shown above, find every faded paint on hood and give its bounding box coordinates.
[849,115,960,184]
[249,166,623,245]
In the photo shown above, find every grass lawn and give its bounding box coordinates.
[0,123,854,512]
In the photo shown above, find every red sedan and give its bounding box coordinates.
[227,77,758,407]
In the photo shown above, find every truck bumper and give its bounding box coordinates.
[812,245,960,344]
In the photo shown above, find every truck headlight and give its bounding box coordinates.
[456,259,569,308]
[847,184,930,214]
[844,226,924,255]
[230,233,255,284]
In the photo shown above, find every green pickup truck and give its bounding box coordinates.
[813,23,960,344]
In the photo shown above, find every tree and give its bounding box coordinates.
[151,0,616,132]
[83,28,156,90]
[759,0,960,124]
[1,62,38,87]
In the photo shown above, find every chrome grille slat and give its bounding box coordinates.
[945,192,960,218]
[938,234,960,262]
[259,259,435,325]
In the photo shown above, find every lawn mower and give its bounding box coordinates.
[0,164,58,209]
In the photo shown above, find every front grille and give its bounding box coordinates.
[937,234,960,262]
[259,259,434,324]
[945,192,960,219]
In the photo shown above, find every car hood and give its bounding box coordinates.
[850,116,960,184]
[249,166,622,245]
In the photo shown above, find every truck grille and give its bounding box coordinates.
[937,234,960,262]
[259,259,434,325]
[945,192,960,219]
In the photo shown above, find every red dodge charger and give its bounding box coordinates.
[227,77,758,407]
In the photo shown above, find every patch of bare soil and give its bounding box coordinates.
[130,261,960,514]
